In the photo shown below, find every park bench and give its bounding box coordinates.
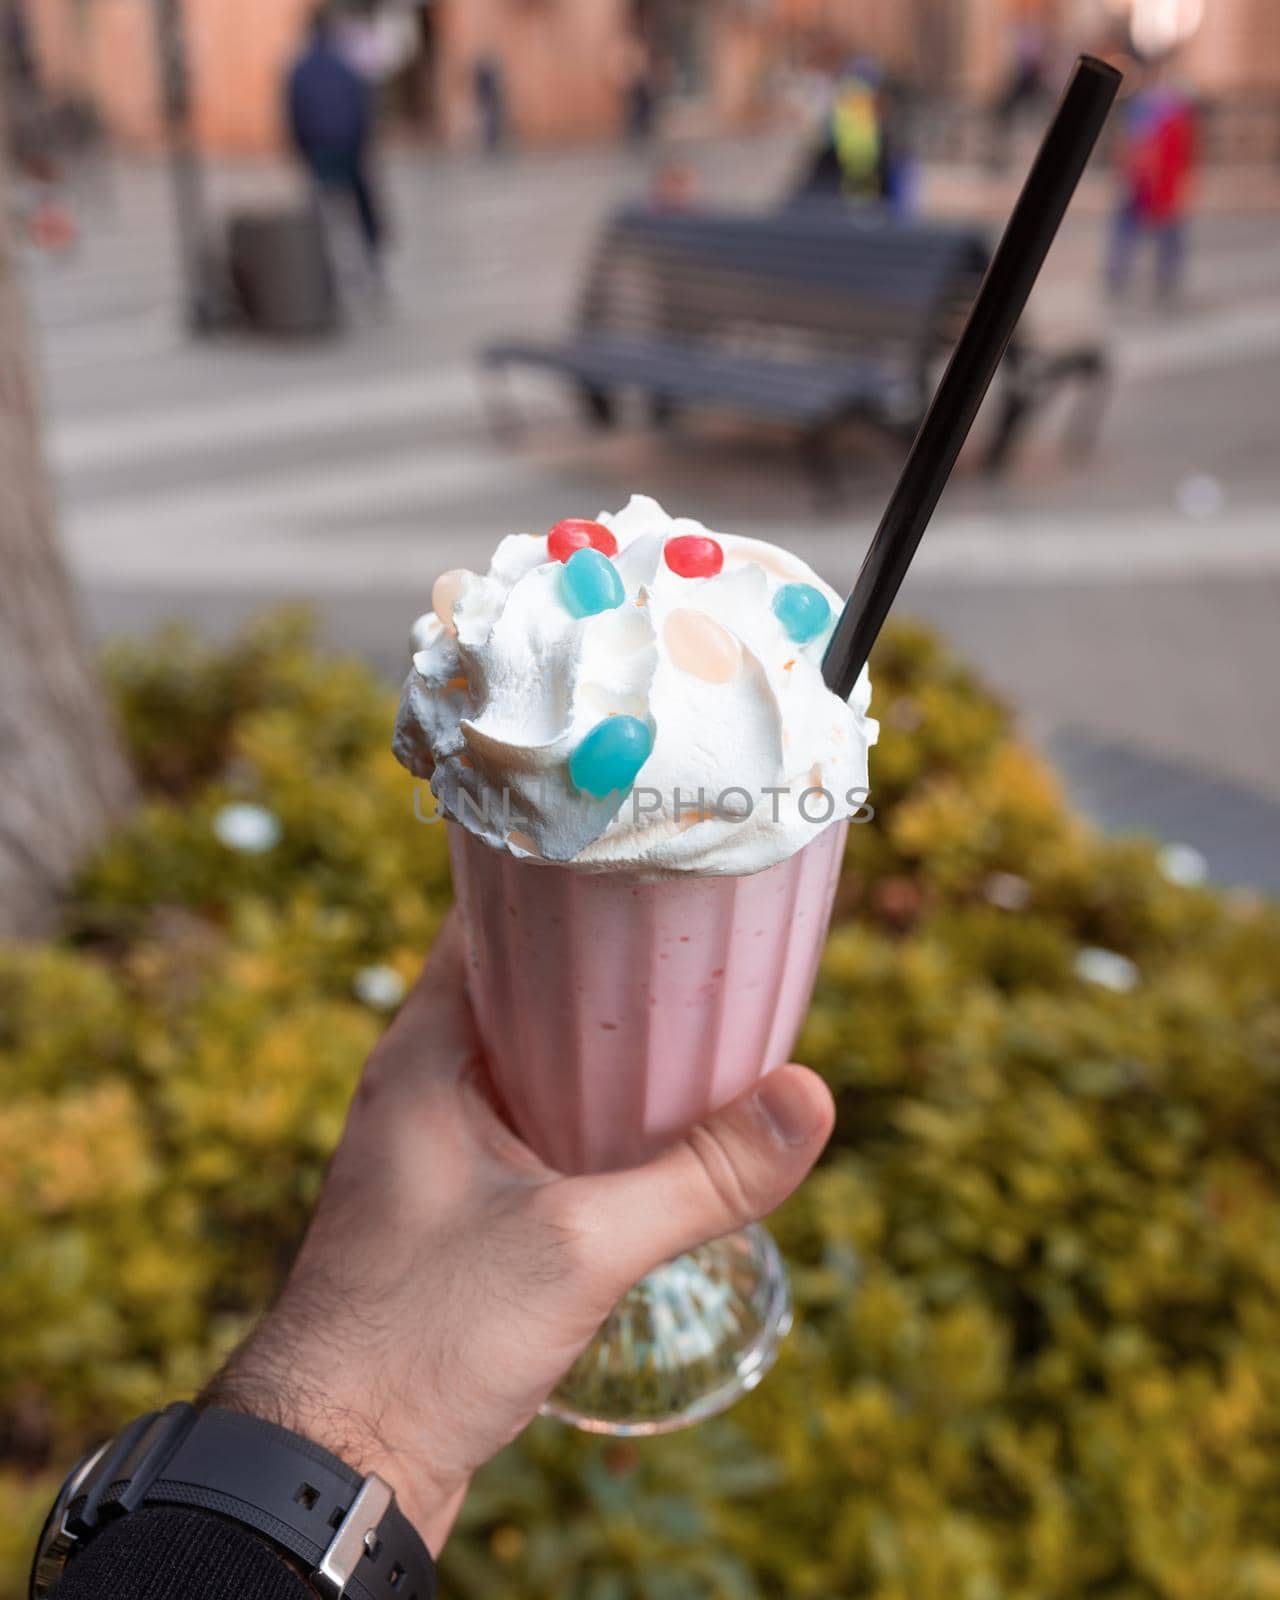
[480,205,1108,493]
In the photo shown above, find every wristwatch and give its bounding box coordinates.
[29,1403,436,1600]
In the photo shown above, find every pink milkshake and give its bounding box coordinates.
[394,495,876,1432]
[448,818,847,1177]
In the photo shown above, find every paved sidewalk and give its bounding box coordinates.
[26,136,1280,889]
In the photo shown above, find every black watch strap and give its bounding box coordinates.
[35,1404,436,1600]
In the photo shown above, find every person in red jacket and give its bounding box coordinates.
[1107,65,1198,302]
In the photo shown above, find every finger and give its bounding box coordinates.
[348,916,554,1187]
[357,913,479,1097]
[399,912,470,1032]
[566,1064,835,1292]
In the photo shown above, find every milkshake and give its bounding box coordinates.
[448,819,846,1176]
[395,495,876,1431]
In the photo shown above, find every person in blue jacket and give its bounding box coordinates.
[286,5,383,272]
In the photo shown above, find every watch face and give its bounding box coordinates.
[29,1443,109,1600]
[29,1486,76,1600]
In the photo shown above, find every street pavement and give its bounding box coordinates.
[23,134,1280,889]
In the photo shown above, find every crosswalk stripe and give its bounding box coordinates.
[1118,300,1280,381]
[62,438,539,566]
[49,362,493,471]
[64,496,1280,591]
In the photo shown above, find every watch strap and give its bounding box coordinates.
[60,1404,435,1600]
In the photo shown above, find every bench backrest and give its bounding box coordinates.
[578,206,991,382]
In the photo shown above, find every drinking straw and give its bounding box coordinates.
[821,55,1122,700]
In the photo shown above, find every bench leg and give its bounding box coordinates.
[579,384,618,430]
[1063,359,1112,459]
[478,365,526,445]
[649,393,679,430]
[801,426,844,507]
[985,348,1110,473]
[983,386,1032,475]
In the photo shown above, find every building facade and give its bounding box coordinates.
[18,0,1280,156]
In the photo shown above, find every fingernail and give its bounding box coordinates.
[754,1073,824,1147]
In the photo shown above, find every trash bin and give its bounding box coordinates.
[227,207,337,337]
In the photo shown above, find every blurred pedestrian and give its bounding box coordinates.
[831,58,885,203]
[1107,67,1197,302]
[613,31,657,144]
[2,0,34,91]
[3,0,78,254]
[990,18,1048,167]
[286,5,384,282]
[792,57,911,213]
[473,53,506,155]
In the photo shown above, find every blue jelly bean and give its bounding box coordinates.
[561,548,625,618]
[569,716,654,797]
[772,582,832,644]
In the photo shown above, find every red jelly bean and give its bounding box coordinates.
[547,518,618,563]
[663,535,724,578]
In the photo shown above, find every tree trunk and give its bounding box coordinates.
[0,98,134,937]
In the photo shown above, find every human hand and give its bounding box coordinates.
[203,914,835,1551]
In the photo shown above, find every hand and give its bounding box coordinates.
[203,914,835,1551]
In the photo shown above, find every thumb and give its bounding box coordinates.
[569,1064,835,1293]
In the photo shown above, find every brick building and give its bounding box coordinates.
[17,0,1280,156]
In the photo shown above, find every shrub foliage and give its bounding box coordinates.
[3,613,1280,1599]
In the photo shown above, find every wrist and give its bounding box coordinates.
[201,1366,462,1552]
[32,1403,439,1600]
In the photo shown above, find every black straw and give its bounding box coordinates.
[821,54,1122,699]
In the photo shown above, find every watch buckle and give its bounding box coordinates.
[311,1472,393,1600]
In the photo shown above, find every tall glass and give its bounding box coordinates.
[448,818,847,1434]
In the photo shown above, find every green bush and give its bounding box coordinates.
[4,614,1280,1599]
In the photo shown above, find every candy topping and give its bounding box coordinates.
[561,547,625,617]
[664,609,741,684]
[548,517,618,563]
[664,535,724,578]
[568,716,654,797]
[772,582,831,644]
[432,569,469,635]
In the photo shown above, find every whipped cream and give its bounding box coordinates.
[393,496,876,876]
